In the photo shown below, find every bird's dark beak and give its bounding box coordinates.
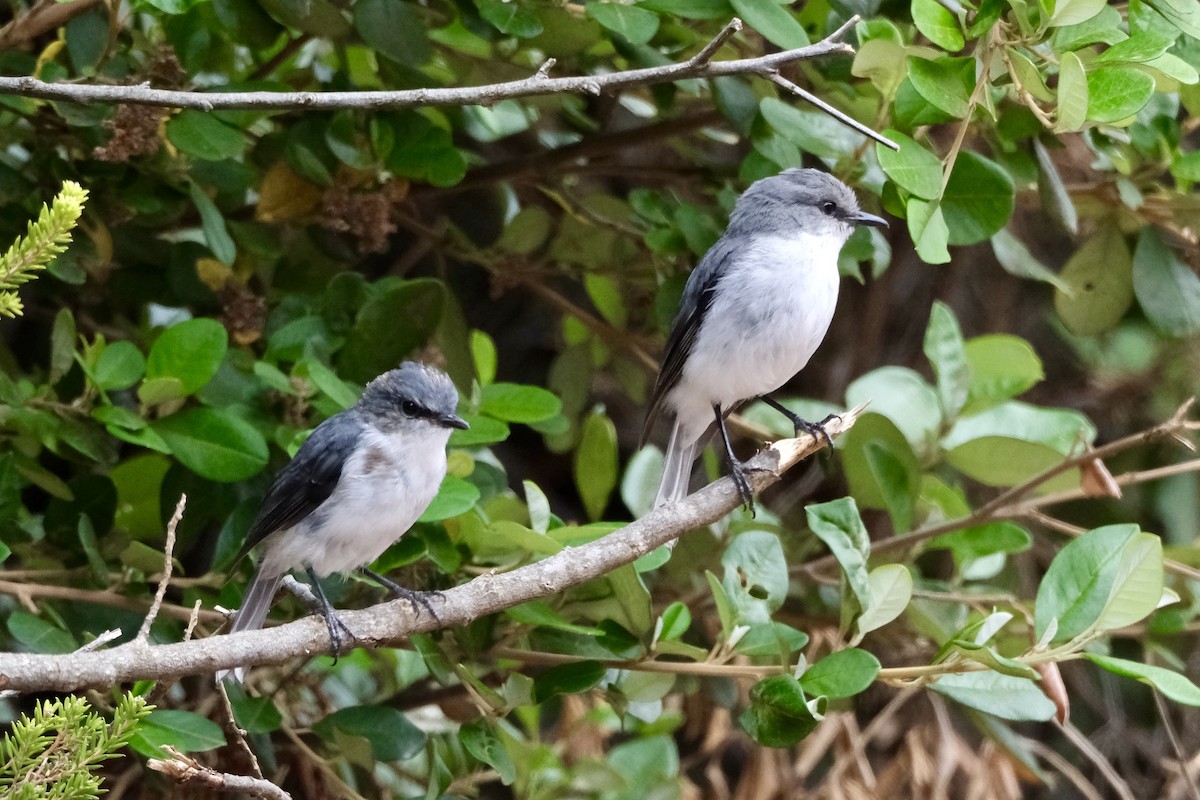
[849,210,888,228]
[441,413,470,430]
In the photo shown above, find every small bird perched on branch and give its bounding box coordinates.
[642,168,887,514]
[217,362,468,682]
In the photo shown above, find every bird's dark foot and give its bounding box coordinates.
[320,610,360,663]
[730,458,757,517]
[760,397,838,451]
[361,567,443,623]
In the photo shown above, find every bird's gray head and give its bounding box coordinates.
[359,362,469,433]
[728,168,887,241]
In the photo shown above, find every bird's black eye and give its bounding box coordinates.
[401,400,420,417]
[821,200,838,216]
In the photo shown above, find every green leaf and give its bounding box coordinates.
[1086,66,1155,123]
[145,318,228,396]
[722,530,788,622]
[166,111,246,161]
[805,498,871,616]
[905,197,951,264]
[845,366,942,450]
[315,705,427,761]
[609,736,679,784]
[759,98,866,161]
[1048,0,1107,26]
[1054,224,1134,335]
[418,475,481,522]
[338,279,445,384]
[450,413,510,447]
[49,308,75,385]
[739,675,824,747]
[838,413,922,510]
[906,56,974,118]
[1053,4,1124,50]
[941,152,1014,245]
[153,407,269,482]
[863,440,917,531]
[1055,51,1090,132]
[855,565,913,638]
[353,0,431,66]
[930,672,1056,720]
[639,0,733,19]
[1035,523,1140,641]
[658,601,692,640]
[876,130,943,200]
[7,611,76,654]
[585,2,660,44]
[942,401,1096,489]
[923,301,970,420]
[733,621,809,657]
[230,695,282,734]
[480,382,562,423]
[478,0,544,37]
[533,660,606,703]
[1095,31,1174,63]
[929,521,1033,560]
[498,207,552,256]
[383,112,467,187]
[1132,226,1200,337]
[1084,654,1200,705]
[93,341,146,391]
[131,710,225,757]
[506,600,599,634]
[991,228,1069,291]
[912,0,965,50]
[962,334,1044,414]
[460,719,517,784]
[1034,139,1078,234]
[730,0,808,49]
[1095,532,1163,631]
[574,408,617,521]
[799,648,881,699]
[188,183,236,265]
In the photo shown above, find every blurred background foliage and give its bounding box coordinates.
[0,0,1198,795]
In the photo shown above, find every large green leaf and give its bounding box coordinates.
[1085,655,1200,706]
[906,56,974,117]
[1034,523,1140,641]
[912,0,965,49]
[144,318,229,397]
[1132,226,1200,337]
[153,407,269,482]
[574,408,617,521]
[130,710,225,757]
[166,111,246,161]
[739,675,824,747]
[941,152,1014,245]
[799,648,881,699]
[1086,66,1155,122]
[585,2,659,44]
[338,279,445,384]
[730,0,808,49]
[353,0,430,65]
[876,130,943,200]
[930,672,1056,721]
[1054,225,1134,335]
[314,705,427,761]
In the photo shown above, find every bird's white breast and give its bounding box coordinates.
[262,424,451,577]
[669,232,841,428]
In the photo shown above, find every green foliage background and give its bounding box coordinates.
[0,0,1198,795]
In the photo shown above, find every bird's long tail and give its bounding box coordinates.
[216,566,284,683]
[654,419,700,509]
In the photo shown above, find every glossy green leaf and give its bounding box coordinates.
[93,341,146,391]
[923,301,970,419]
[7,611,76,654]
[805,498,871,615]
[153,407,269,482]
[929,521,1033,560]
[188,183,236,265]
[1085,654,1200,705]
[460,719,517,784]
[1132,226,1200,337]
[799,648,881,699]
[739,675,824,747]
[1055,51,1090,132]
[314,705,427,761]
[658,601,692,641]
[533,660,606,703]
[733,623,808,658]
[863,440,917,532]
[145,318,228,396]
[354,0,430,65]
[839,413,922,510]
[585,2,659,44]
[481,382,562,423]
[930,672,1056,720]
[383,112,467,187]
[478,0,544,37]
[962,334,1044,414]
[941,152,1014,245]
[876,130,943,200]
[906,56,974,118]
[722,530,788,622]
[1086,66,1155,122]
[574,408,617,521]
[230,695,283,735]
[339,279,445,384]
[1035,524,1140,641]
[845,366,942,451]
[418,475,481,522]
[992,229,1069,291]
[730,0,808,49]
[1048,0,1107,26]
[1054,224,1134,335]
[131,710,225,757]
[856,565,913,638]
[1095,532,1163,631]
[166,111,246,161]
[906,196,951,264]
[912,0,964,49]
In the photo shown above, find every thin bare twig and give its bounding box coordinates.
[136,494,187,644]
[149,747,291,800]
[1059,721,1139,800]
[767,73,899,150]
[0,18,862,114]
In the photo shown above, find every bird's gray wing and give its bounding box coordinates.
[238,412,365,556]
[640,236,738,445]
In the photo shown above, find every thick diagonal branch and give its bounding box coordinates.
[0,407,863,693]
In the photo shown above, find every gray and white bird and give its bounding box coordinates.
[218,361,468,681]
[641,169,886,513]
